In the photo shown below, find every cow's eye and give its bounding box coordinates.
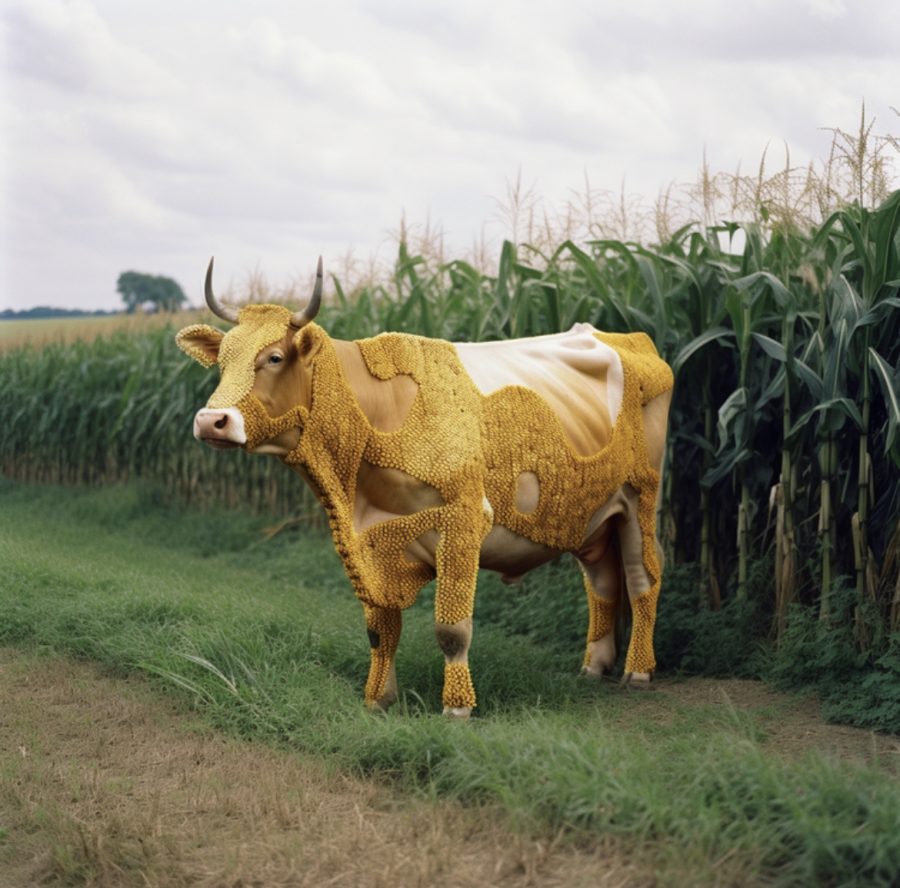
[268,354,283,365]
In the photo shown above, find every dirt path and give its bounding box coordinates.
[650,675,899,771]
[2,650,897,887]
[0,649,641,888]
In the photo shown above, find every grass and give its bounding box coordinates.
[2,480,899,886]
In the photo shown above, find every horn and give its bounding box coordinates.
[204,257,239,324]
[290,256,323,329]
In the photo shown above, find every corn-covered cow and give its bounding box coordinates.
[176,258,673,717]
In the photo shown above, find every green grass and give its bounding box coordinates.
[2,480,899,886]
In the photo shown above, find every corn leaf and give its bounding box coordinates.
[672,326,734,375]
[869,348,900,462]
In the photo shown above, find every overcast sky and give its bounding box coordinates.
[2,0,898,311]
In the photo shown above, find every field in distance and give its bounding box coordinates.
[0,310,206,351]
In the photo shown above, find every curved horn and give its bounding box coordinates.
[290,256,323,329]
[204,257,240,324]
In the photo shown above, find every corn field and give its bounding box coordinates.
[0,332,306,517]
[2,120,900,651]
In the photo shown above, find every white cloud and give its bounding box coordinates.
[229,17,397,112]
[6,0,176,98]
[804,0,848,20]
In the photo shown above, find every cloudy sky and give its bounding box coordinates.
[2,0,898,311]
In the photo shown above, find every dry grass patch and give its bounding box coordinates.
[0,312,204,352]
[0,648,646,887]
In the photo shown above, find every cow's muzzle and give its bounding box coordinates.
[193,407,247,449]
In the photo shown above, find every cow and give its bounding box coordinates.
[176,257,673,718]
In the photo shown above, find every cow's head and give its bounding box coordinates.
[175,257,323,456]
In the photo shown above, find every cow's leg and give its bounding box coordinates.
[431,494,492,717]
[619,389,671,685]
[578,535,621,677]
[435,616,474,718]
[363,603,401,711]
[618,487,661,685]
[434,533,480,718]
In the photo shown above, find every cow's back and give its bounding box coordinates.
[454,323,622,457]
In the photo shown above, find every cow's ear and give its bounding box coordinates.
[176,324,224,367]
[293,325,322,361]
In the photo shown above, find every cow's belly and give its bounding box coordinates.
[478,525,562,578]
[402,524,561,579]
[404,488,629,580]
[353,462,632,582]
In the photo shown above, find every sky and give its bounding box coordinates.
[2,0,899,311]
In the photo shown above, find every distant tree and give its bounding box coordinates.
[116,271,187,314]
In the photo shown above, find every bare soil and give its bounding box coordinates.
[1,650,897,887]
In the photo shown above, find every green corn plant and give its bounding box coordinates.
[753,292,823,637]
[561,240,649,333]
[808,191,900,630]
[666,228,735,607]
[733,220,820,637]
[836,195,900,615]
[700,224,782,601]
[791,307,856,620]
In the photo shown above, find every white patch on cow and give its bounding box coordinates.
[514,471,540,513]
[454,322,624,427]
[482,496,494,523]
[193,407,247,444]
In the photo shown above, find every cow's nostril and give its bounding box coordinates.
[214,416,228,430]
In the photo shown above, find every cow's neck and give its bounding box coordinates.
[291,328,377,421]
[330,338,370,404]
[285,327,371,490]
[281,329,375,595]
[329,337,414,431]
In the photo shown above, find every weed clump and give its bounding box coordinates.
[771,583,900,733]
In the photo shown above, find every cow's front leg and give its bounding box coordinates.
[434,534,480,718]
[435,617,474,718]
[363,603,401,711]
[431,494,491,717]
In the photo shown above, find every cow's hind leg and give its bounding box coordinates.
[363,604,401,711]
[578,532,621,677]
[619,486,661,685]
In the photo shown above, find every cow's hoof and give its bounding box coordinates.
[442,706,472,719]
[579,666,608,680]
[621,672,653,689]
[365,699,393,714]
